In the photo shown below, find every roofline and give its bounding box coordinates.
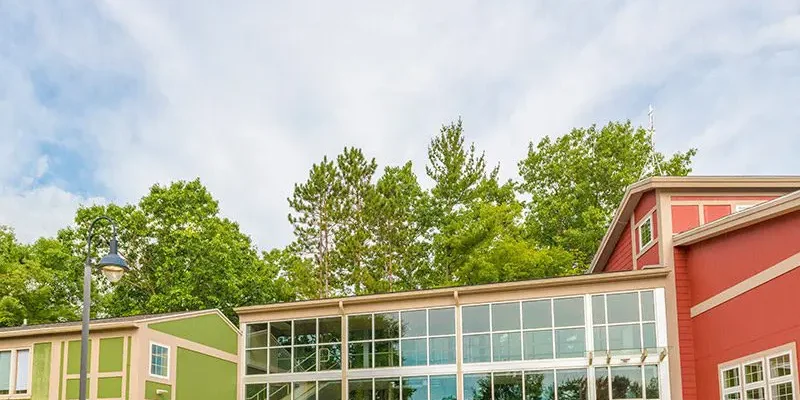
[236,268,669,316]
[588,176,800,273]
[673,189,800,246]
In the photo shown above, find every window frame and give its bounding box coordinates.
[0,347,33,398]
[718,346,798,400]
[149,341,171,380]
[637,214,655,253]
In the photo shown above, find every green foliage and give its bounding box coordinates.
[519,121,696,270]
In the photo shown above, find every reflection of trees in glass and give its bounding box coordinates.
[610,376,641,398]
[646,376,659,398]
[525,372,555,400]
[595,374,609,400]
[464,374,492,400]
[493,373,523,400]
[557,370,587,400]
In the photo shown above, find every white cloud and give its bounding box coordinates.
[1,0,799,249]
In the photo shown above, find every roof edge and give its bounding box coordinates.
[0,321,138,339]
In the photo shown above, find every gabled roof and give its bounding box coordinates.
[673,189,800,246]
[0,309,229,339]
[589,176,800,273]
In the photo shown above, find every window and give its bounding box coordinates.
[638,216,653,251]
[150,343,169,379]
[245,316,343,375]
[595,365,660,399]
[592,291,657,354]
[720,350,796,400]
[0,348,31,395]
[343,376,456,400]
[465,369,587,400]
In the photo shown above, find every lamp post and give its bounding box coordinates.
[79,216,129,400]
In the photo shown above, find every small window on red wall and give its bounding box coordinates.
[638,216,653,252]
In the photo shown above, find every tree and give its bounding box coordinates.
[58,179,288,323]
[288,157,343,298]
[518,120,696,270]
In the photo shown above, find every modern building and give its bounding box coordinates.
[237,176,800,400]
[0,309,239,400]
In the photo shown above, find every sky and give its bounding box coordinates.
[1,0,799,250]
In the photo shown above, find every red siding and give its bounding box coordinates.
[703,204,731,223]
[687,210,800,305]
[672,205,700,234]
[691,267,800,400]
[674,247,697,400]
[636,243,660,268]
[634,191,657,221]
[606,221,634,272]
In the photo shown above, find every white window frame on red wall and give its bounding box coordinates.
[719,344,798,400]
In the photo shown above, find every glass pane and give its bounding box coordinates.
[745,388,765,400]
[319,344,342,371]
[375,312,400,340]
[464,373,491,400]
[463,334,491,363]
[555,328,585,358]
[523,331,554,360]
[645,365,659,398]
[319,381,342,400]
[640,291,656,321]
[349,315,373,341]
[594,327,608,352]
[492,303,521,331]
[401,310,427,338]
[403,376,428,400]
[246,349,268,375]
[430,336,456,365]
[294,381,316,400]
[463,305,490,334]
[492,332,522,362]
[553,297,584,327]
[595,368,609,400]
[401,338,427,366]
[723,368,740,388]
[592,295,606,324]
[494,372,523,400]
[319,317,342,343]
[642,323,657,350]
[271,321,293,346]
[430,375,457,400]
[611,366,642,399]
[0,351,10,393]
[725,394,742,400]
[294,319,317,345]
[294,346,316,372]
[608,324,641,351]
[349,379,373,400]
[269,383,291,400]
[429,308,455,336]
[523,300,552,329]
[247,323,269,348]
[607,293,639,324]
[770,382,794,400]
[556,369,587,400]
[770,354,792,378]
[524,370,555,400]
[349,342,372,369]
[375,378,401,400]
[745,361,764,384]
[246,383,267,400]
[375,340,400,368]
[270,347,292,374]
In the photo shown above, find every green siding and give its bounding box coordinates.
[98,337,124,372]
[98,377,123,398]
[148,313,237,355]
[66,339,91,375]
[145,381,172,399]
[31,342,51,400]
[125,337,132,400]
[65,378,87,400]
[176,347,236,400]
[58,342,65,400]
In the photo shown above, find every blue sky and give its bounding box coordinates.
[1,0,799,250]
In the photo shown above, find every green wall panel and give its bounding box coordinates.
[31,342,51,400]
[66,339,91,375]
[148,313,237,355]
[58,342,65,400]
[176,347,237,400]
[125,337,132,400]
[145,381,172,399]
[98,337,124,373]
[98,377,123,398]
[65,378,87,400]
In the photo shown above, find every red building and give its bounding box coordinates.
[591,176,800,400]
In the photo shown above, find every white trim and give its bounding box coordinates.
[149,341,170,380]
[637,214,655,254]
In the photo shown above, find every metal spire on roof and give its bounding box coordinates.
[640,104,663,178]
